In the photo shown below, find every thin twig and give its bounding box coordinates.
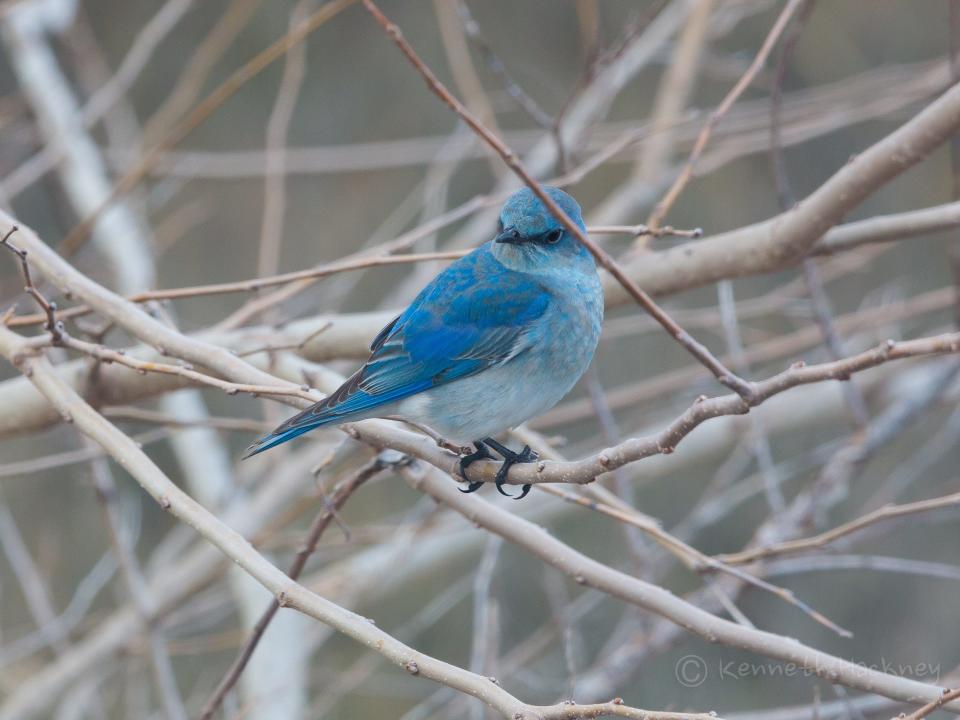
[454,0,553,129]
[540,483,851,637]
[647,0,804,229]
[582,365,646,566]
[258,0,312,279]
[768,0,869,427]
[467,535,502,720]
[0,428,169,478]
[58,332,318,402]
[599,0,712,243]
[235,321,333,357]
[141,0,263,145]
[718,488,960,566]
[433,0,505,181]
[88,444,188,720]
[1,226,62,340]
[57,0,356,257]
[591,224,703,239]
[716,279,786,514]
[199,457,387,720]
[8,250,465,329]
[897,686,960,720]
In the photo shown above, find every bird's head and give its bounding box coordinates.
[490,186,594,273]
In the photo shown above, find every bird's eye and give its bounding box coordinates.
[545,229,562,244]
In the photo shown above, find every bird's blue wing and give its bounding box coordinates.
[243,246,549,457]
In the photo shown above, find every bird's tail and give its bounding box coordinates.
[242,363,425,459]
[241,369,371,459]
[241,421,327,459]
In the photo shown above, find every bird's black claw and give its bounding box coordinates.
[494,459,514,497]
[459,442,493,480]
[459,442,495,493]
[461,440,537,498]
[492,444,538,499]
[516,445,538,464]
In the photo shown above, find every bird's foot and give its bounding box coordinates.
[458,439,538,499]
[484,439,538,500]
[458,441,494,493]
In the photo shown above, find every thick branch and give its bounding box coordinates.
[608,80,960,304]
[400,461,959,712]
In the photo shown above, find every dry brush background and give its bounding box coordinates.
[1,1,960,719]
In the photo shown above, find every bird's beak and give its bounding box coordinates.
[495,226,523,245]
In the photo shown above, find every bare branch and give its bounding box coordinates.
[363,333,960,488]
[57,0,356,257]
[648,0,804,228]
[899,687,960,720]
[611,81,960,303]
[200,457,386,720]
[719,487,960,566]
[398,461,957,710]
[1,226,62,340]
[59,332,319,402]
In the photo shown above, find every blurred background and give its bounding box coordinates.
[1,1,959,718]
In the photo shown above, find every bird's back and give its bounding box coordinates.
[244,244,556,456]
[399,247,603,441]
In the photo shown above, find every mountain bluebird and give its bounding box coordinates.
[244,186,604,499]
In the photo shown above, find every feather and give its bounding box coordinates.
[243,244,550,457]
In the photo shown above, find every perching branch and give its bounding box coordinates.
[357,333,960,488]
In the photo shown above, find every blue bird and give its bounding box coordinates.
[244,186,604,499]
